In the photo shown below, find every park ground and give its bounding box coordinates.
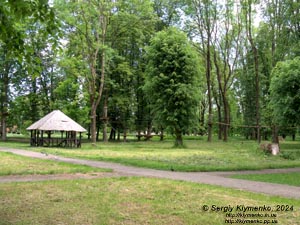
[1,137,300,224]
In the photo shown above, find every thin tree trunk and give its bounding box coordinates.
[245,1,260,143]
[223,98,230,141]
[217,105,222,140]
[123,128,127,142]
[1,70,8,141]
[206,38,213,142]
[103,97,108,142]
[91,106,97,144]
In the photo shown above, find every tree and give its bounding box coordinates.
[212,0,242,141]
[106,0,156,141]
[0,46,17,140]
[57,0,115,144]
[144,28,202,147]
[257,0,300,142]
[269,57,300,127]
[242,0,261,143]
[0,0,57,140]
[188,0,218,142]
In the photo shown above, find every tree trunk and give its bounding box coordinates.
[200,100,206,135]
[174,128,183,147]
[160,128,164,141]
[91,106,97,144]
[223,97,230,142]
[216,93,222,140]
[213,49,230,142]
[1,64,9,141]
[84,2,108,145]
[103,99,108,142]
[272,125,279,144]
[245,2,260,143]
[1,115,6,141]
[123,128,127,142]
[206,38,213,142]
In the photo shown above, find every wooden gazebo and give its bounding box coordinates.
[26,110,87,148]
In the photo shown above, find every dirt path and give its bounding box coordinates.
[1,147,300,199]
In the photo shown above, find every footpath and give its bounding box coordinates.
[1,147,300,199]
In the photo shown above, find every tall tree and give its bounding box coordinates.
[188,0,217,142]
[242,0,261,143]
[106,0,156,141]
[259,0,300,142]
[0,47,17,140]
[57,0,115,144]
[212,0,242,141]
[0,0,57,140]
[144,28,202,146]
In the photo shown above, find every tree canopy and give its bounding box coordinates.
[270,57,300,126]
[144,28,202,146]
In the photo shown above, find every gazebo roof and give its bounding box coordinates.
[26,110,87,132]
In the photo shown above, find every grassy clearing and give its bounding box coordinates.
[231,172,300,187]
[3,137,300,172]
[2,136,300,172]
[0,177,299,225]
[0,151,111,176]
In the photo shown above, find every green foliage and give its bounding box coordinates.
[144,27,203,145]
[269,57,300,126]
[2,0,300,142]
[0,0,57,55]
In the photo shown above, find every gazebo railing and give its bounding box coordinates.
[30,130,83,148]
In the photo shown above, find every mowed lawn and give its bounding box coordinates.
[3,137,300,172]
[1,141,300,224]
[1,177,300,225]
[0,151,111,176]
[231,172,300,187]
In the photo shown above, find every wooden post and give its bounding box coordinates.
[79,132,82,148]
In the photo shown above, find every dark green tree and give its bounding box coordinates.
[144,27,202,147]
[0,0,57,140]
[269,57,300,127]
[106,0,156,141]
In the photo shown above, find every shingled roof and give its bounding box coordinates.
[26,110,87,132]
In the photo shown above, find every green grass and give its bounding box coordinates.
[2,137,300,172]
[231,172,300,187]
[0,151,111,176]
[0,177,300,225]
[1,138,300,224]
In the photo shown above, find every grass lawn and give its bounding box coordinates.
[1,138,300,224]
[0,151,111,176]
[1,177,300,225]
[231,172,300,187]
[2,137,300,172]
